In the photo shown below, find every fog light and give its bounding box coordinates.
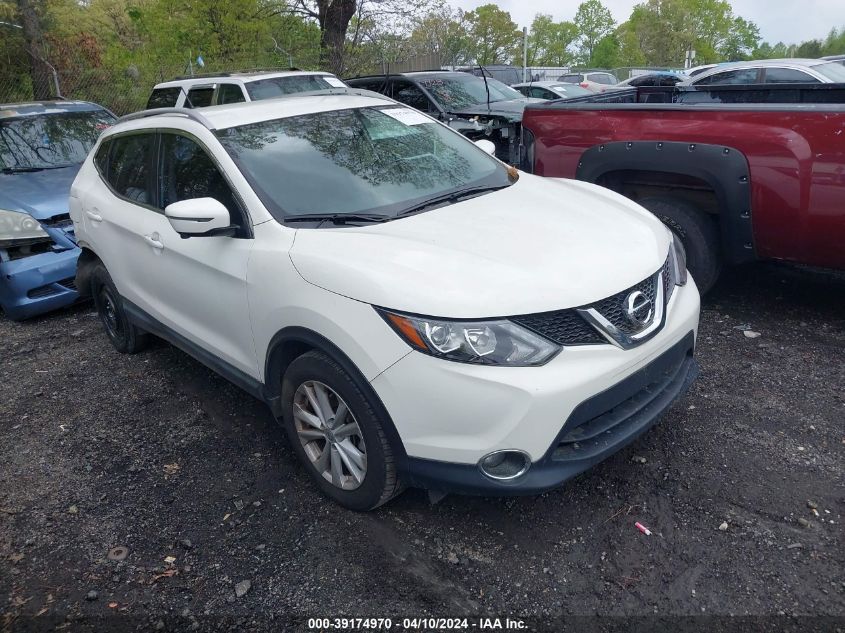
[478,450,531,481]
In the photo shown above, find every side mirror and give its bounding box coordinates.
[165,198,234,238]
[474,139,496,156]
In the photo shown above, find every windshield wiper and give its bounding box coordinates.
[395,184,512,218]
[284,213,392,226]
[2,166,47,173]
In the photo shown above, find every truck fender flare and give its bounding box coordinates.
[575,141,754,265]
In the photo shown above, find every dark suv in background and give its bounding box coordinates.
[346,71,541,163]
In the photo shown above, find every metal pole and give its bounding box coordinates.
[522,27,528,83]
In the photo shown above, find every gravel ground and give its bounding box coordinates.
[1,262,843,632]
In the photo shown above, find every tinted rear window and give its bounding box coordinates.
[185,87,214,108]
[146,87,181,109]
[245,75,343,100]
[558,74,583,83]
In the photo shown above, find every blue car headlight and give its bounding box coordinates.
[0,209,51,248]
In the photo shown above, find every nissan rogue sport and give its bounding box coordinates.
[70,91,700,510]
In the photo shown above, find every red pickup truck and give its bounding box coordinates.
[522,99,845,291]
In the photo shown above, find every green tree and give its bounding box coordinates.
[290,0,437,74]
[592,34,619,68]
[463,4,520,65]
[719,16,760,60]
[573,0,616,64]
[527,13,578,66]
[409,5,471,67]
[615,23,647,68]
[822,27,845,55]
[795,39,823,58]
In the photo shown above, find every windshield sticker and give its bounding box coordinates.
[324,77,346,88]
[380,107,431,126]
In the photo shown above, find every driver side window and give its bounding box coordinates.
[158,133,247,233]
[391,81,438,114]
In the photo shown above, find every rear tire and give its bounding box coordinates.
[638,196,722,293]
[281,350,402,511]
[90,263,148,354]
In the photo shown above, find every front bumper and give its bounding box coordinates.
[0,247,81,320]
[370,279,700,494]
[405,333,697,495]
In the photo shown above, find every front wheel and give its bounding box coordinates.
[281,350,402,511]
[638,196,722,294]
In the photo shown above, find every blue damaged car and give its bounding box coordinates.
[0,101,115,320]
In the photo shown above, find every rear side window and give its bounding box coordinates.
[217,84,246,104]
[159,133,244,228]
[764,68,819,83]
[185,87,214,108]
[146,88,181,109]
[558,74,583,83]
[94,140,110,175]
[348,78,389,94]
[695,68,760,85]
[108,134,155,205]
[245,75,341,100]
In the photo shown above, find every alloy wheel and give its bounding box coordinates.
[292,381,367,490]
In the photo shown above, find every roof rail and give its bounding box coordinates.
[170,67,306,81]
[117,107,215,130]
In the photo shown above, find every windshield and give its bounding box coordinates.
[0,109,115,170]
[217,106,511,219]
[416,74,524,109]
[812,62,845,82]
[245,75,345,100]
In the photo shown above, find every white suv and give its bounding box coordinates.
[70,92,700,510]
[146,70,348,109]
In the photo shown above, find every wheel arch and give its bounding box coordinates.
[263,326,409,468]
[74,246,103,298]
[576,141,755,265]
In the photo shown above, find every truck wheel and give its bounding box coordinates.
[90,263,148,354]
[638,196,722,293]
[281,350,403,511]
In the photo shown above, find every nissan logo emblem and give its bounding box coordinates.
[624,291,653,326]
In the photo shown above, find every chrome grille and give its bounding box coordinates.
[508,256,672,349]
[512,310,603,346]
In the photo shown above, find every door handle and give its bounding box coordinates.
[143,233,164,250]
[85,210,103,222]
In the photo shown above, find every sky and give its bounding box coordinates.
[449,0,843,46]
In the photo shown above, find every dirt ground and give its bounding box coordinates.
[1,262,843,632]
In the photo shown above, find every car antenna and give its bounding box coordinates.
[478,64,491,112]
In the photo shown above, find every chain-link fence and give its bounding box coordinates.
[0,30,319,115]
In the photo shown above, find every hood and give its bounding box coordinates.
[450,98,545,122]
[0,164,81,220]
[290,174,671,318]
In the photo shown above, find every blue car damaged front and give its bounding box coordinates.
[0,101,115,320]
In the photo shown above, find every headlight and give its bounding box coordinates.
[668,233,688,286]
[0,209,51,248]
[377,309,560,366]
